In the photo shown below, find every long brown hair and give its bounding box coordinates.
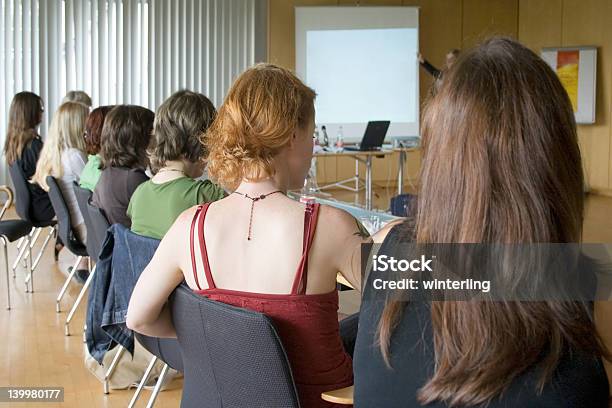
[4,92,44,164]
[378,37,609,406]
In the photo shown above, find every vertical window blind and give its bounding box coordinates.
[0,0,267,184]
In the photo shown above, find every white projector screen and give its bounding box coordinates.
[296,6,420,141]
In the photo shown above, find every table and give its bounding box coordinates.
[314,149,394,210]
[288,193,401,234]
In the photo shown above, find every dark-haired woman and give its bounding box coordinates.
[354,37,610,407]
[92,105,154,227]
[4,92,54,222]
[3,92,65,258]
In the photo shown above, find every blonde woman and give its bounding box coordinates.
[33,102,90,277]
[62,90,92,108]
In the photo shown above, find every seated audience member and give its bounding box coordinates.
[79,106,114,191]
[353,37,610,407]
[92,105,154,227]
[128,90,226,239]
[62,90,92,107]
[4,92,55,223]
[127,64,368,407]
[32,101,90,275]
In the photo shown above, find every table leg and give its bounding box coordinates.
[365,156,372,211]
[398,150,406,195]
[355,159,359,191]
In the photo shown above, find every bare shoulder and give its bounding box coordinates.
[372,219,405,244]
[317,204,361,232]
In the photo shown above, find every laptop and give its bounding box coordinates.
[343,121,391,151]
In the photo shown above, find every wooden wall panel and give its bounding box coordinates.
[267,0,339,70]
[562,0,612,190]
[517,0,562,52]
[462,0,518,49]
[403,0,463,105]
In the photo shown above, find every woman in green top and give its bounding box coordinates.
[80,106,114,191]
[128,90,226,239]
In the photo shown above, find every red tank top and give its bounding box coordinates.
[190,202,353,408]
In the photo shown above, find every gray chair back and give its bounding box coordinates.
[86,201,110,264]
[170,284,300,408]
[46,176,87,256]
[72,182,102,263]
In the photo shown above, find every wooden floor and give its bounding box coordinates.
[1,189,611,407]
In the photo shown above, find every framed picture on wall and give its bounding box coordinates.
[541,46,597,124]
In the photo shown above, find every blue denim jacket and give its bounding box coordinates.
[85,223,160,363]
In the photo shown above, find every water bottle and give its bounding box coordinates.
[300,158,318,204]
[321,126,329,147]
[335,126,345,149]
[313,126,320,145]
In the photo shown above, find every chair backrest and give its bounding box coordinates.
[389,193,417,217]
[8,163,32,221]
[170,284,300,408]
[46,176,87,255]
[73,182,102,262]
[135,333,183,372]
[86,200,110,263]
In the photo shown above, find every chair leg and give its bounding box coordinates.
[128,356,159,408]
[65,265,95,336]
[12,228,36,276]
[56,256,82,312]
[26,234,33,293]
[104,345,126,394]
[3,237,9,310]
[20,228,41,269]
[30,226,55,272]
[16,236,24,251]
[145,363,169,408]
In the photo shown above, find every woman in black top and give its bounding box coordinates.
[4,92,55,222]
[355,37,610,407]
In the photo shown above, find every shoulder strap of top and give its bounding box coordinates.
[189,205,204,290]
[290,203,320,295]
[189,202,216,290]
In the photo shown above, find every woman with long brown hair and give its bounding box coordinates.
[4,92,55,222]
[353,37,610,407]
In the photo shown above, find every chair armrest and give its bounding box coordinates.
[336,273,355,289]
[321,385,354,405]
[0,186,14,220]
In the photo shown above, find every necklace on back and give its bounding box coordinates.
[232,190,283,240]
